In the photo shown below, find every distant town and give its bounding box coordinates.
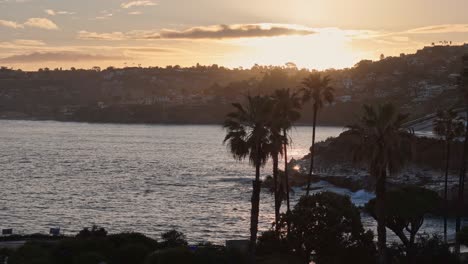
[1,44,467,125]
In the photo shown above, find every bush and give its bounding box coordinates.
[283,192,376,264]
[76,225,108,238]
[457,226,468,246]
[160,229,188,248]
[145,247,194,264]
[256,231,289,256]
[72,251,106,264]
[8,242,54,264]
[388,234,458,264]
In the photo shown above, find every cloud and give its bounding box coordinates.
[13,39,46,46]
[128,11,142,15]
[158,24,315,39]
[77,31,127,40]
[77,23,315,41]
[0,51,126,63]
[24,18,59,30]
[45,9,75,16]
[0,19,24,29]
[405,24,468,34]
[121,0,157,9]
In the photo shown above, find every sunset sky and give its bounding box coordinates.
[1,0,468,70]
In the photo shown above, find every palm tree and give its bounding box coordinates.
[270,88,302,232]
[301,73,334,195]
[433,108,465,242]
[265,120,284,234]
[223,95,273,262]
[455,54,468,254]
[347,103,412,264]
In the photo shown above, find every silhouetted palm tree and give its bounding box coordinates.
[264,118,283,234]
[271,89,302,209]
[348,103,412,264]
[223,95,273,262]
[270,88,302,233]
[455,54,468,254]
[301,73,334,195]
[433,108,465,242]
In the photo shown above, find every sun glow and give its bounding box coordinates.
[225,29,369,70]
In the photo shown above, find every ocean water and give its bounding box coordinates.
[0,120,460,243]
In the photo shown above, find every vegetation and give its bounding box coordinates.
[301,73,335,195]
[223,95,274,262]
[366,187,440,260]
[280,192,375,264]
[433,108,465,241]
[270,88,302,232]
[455,54,468,254]
[347,103,413,264]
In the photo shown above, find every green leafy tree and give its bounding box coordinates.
[223,95,274,262]
[347,103,412,264]
[301,74,334,196]
[366,187,440,261]
[433,108,465,242]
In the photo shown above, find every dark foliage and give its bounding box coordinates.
[76,225,108,238]
[281,192,376,264]
[160,229,188,248]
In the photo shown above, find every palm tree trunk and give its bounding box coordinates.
[283,129,291,234]
[376,169,387,264]
[272,152,280,234]
[455,108,468,254]
[444,140,451,243]
[306,104,318,196]
[249,146,262,264]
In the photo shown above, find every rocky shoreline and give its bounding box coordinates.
[264,131,468,214]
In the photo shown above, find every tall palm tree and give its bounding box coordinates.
[265,119,284,234]
[223,95,273,263]
[347,103,412,264]
[455,54,468,254]
[270,88,302,232]
[433,108,465,242]
[301,73,334,195]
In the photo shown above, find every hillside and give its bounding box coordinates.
[0,44,467,125]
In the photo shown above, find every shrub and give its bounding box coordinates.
[160,229,188,248]
[145,247,194,264]
[76,225,108,238]
[282,192,376,264]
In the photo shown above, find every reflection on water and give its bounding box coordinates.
[0,120,461,243]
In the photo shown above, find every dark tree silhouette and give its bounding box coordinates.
[433,108,465,242]
[455,54,468,254]
[270,88,302,233]
[223,95,273,263]
[347,103,413,264]
[282,192,375,264]
[366,187,440,261]
[301,73,334,196]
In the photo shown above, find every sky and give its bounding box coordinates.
[0,0,468,70]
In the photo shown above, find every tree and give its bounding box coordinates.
[455,54,468,255]
[433,108,465,242]
[270,88,302,233]
[282,192,375,264]
[366,187,440,261]
[347,103,412,264]
[223,95,274,263]
[160,230,188,248]
[265,120,284,235]
[301,74,334,196]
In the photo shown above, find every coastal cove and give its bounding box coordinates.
[0,120,462,244]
